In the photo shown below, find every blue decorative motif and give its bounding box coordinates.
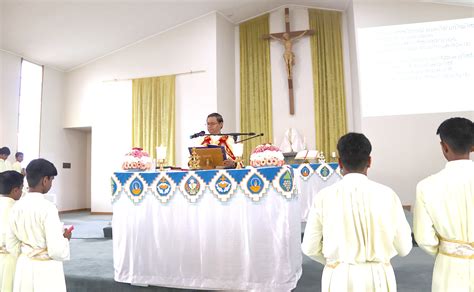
[184,176,201,196]
[258,166,281,182]
[111,178,117,195]
[167,172,188,186]
[129,177,144,197]
[115,172,134,185]
[112,164,338,204]
[300,165,311,178]
[196,170,218,185]
[156,176,173,197]
[247,174,264,195]
[329,163,339,171]
[139,172,159,186]
[215,174,233,195]
[320,166,330,178]
[279,170,293,193]
[228,169,250,184]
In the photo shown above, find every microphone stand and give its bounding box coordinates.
[210,132,258,142]
[236,133,264,143]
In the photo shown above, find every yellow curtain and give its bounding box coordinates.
[309,9,347,157]
[240,14,273,164]
[132,75,176,165]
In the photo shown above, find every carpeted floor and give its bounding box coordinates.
[61,212,435,292]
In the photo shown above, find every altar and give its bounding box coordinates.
[111,166,302,291]
[291,162,341,221]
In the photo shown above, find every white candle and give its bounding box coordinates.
[331,151,336,158]
[156,146,167,160]
[233,143,244,157]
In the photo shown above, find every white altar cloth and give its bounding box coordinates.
[112,169,302,291]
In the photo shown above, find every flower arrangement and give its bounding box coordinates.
[122,147,152,171]
[250,144,285,167]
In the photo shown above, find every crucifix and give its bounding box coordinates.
[262,8,314,115]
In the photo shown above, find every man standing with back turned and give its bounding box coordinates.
[414,117,473,292]
[302,133,412,291]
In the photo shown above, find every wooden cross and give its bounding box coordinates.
[262,8,314,115]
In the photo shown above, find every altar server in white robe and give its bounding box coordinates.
[0,147,13,173]
[6,159,72,292]
[0,171,24,292]
[302,133,412,292]
[414,117,473,292]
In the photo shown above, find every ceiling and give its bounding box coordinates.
[0,0,471,72]
[0,0,350,72]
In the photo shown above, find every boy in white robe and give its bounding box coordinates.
[6,158,72,292]
[0,171,24,292]
[0,147,13,173]
[302,133,412,292]
[414,117,473,292]
[11,153,24,175]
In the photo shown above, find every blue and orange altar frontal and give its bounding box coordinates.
[111,163,340,204]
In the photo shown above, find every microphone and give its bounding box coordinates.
[190,131,205,139]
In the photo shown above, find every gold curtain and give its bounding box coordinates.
[132,75,176,165]
[309,9,347,157]
[240,14,273,164]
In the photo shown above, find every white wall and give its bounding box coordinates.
[65,13,220,212]
[0,51,21,151]
[40,67,88,210]
[351,1,474,206]
[86,130,91,208]
[346,1,362,131]
[0,52,87,211]
[216,13,237,134]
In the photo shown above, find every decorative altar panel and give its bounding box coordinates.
[111,166,302,291]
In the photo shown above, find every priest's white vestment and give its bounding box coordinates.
[302,173,412,291]
[0,196,16,292]
[7,193,70,292]
[414,160,474,292]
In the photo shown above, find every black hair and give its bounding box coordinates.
[0,147,11,156]
[436,117,473,155]
[337,132,372,171]
[207,113,224,124]
[26,158,58,188]
[0,170,24,194]
[15,152,24,159]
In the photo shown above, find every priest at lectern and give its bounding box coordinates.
[192,113,237,168]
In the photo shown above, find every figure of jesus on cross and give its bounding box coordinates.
[262,8,314,115]
[268,31,309,80]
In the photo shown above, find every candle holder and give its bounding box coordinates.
[233,143,244,169]
[317,151,326,164]
[156,146,167,171]
[188,148,201,170]
[157,158,165,171]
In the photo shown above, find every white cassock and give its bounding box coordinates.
[414,160,474,292]
[302,173,412,292]
[0,160,13,172]
[11,162,22,174]
[6,193,70,292]
[0,196,16,292]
